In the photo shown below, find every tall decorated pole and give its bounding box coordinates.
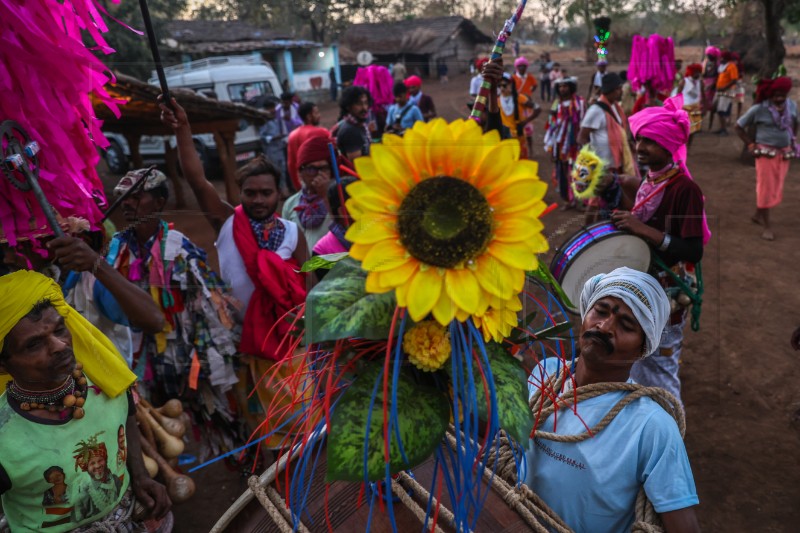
[469,0,529,123]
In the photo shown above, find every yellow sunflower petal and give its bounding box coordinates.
[407,267,443,321]
[345,214,398,245]
[347,179,400,206]
[379,260,419,287]
[493,216,545,243]
[396,278,409,307]
[488,241,538,270]
[365,272,391,293]
[472,140,519,189]
[349,242,372,261]
[487,179,548,214]
[453,120,486,178]
[501,159,540,186]
[402,128,430,181]
[528,233,550,254]
[371,144,418,193]
[444,267,483,315]
[361,239,410,272]
[472,254,518,299]
[426,119,455,177]
[431,292,458,325]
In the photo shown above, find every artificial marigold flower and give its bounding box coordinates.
[403,321,451,372]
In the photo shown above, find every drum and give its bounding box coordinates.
[550,222,651,314]
[219,441,543,533]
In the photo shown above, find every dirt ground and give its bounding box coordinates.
[115,46,800,531]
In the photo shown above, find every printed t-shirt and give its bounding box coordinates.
[525,358,699,533]
[0,383,133,532]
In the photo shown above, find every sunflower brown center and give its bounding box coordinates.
[397,176,493,268]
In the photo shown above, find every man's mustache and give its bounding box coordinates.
[582,330,613,354]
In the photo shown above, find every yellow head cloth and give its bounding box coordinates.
[0,270,136,398]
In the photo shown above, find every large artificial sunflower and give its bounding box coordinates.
[346,118,548,341]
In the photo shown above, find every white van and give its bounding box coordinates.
[103,55,280,174]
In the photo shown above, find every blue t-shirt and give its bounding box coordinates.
[386,102,424,132]
[525,358,698,533]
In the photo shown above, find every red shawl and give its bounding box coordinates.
[233,206,306,360]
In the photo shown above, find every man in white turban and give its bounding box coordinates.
[525,267,700,533]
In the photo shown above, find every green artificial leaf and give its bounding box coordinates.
[528,262,575,310]
[448,342,533,446]
[300,252,350,272]
[305,258,397,344]
[326,360,450,482]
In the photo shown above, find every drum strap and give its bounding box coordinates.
[652,256,704,332]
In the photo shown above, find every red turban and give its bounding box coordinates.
[297,133,333,169]
[404,75,422,88]
[475,57,489,70]
[685,63,702,77]
[755,76,793,103]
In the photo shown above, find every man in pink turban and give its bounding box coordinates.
[610,95,706,404]
[404,75,437,121]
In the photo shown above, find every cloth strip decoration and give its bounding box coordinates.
[0,270,135,397]
[579,267,671,357]
[0,0,124,245]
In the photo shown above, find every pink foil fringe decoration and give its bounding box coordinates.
[0,0,123,245]
[627,34,676,94]
[353,65,394,110]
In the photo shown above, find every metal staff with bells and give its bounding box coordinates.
[1,120,64,238]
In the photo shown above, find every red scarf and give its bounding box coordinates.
[232,206,306,360]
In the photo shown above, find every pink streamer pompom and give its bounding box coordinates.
[0,0,123,245]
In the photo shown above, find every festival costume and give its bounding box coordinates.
[581,95,636,175]
[106,223,243,459]
[701,63,718,112]
[229,206,307,448]
[681,70,703,134]
[715,61,739,116]
[627,97,706,401]
[737,95,797,209]
[499,92,531,159]
[544,94,587,202]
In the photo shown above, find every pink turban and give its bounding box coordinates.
[404,75,422,88]
[705,46,720,58]
[629,95,690,157]
[514,56,529,68]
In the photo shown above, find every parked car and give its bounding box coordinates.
[101,55,280,174]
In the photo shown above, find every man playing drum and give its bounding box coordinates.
[526,268,700,532]
[610,96,705,403]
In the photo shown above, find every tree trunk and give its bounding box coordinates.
[583,0,593,62]
[760,0,786,77]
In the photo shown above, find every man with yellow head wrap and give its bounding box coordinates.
[0,270,171,532]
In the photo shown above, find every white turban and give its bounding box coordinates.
[579,267,670,357]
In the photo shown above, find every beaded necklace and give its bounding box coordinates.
[6,363,88,419]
